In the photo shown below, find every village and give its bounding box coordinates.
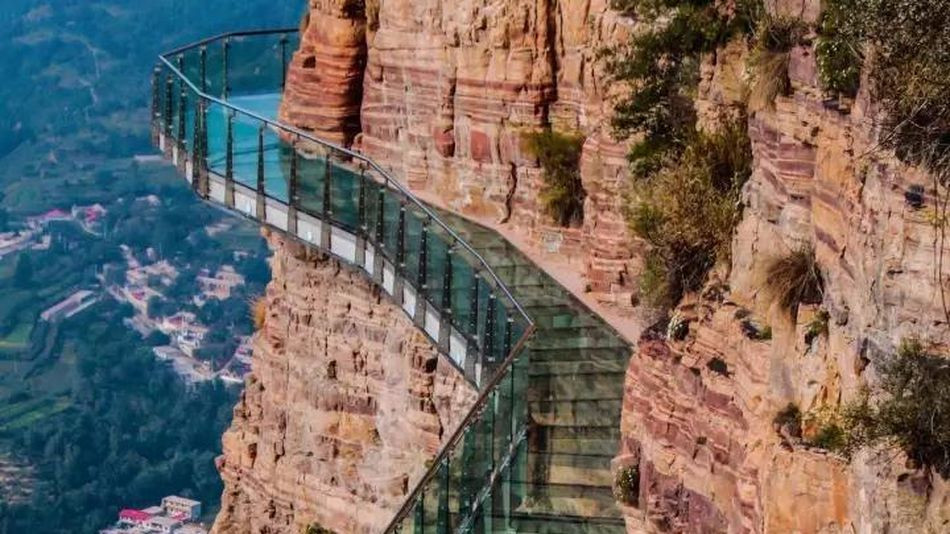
[12,201,256,385]
[0,202,108,259]
[108,239,252,385]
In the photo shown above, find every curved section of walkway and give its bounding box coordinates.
[152,29,631,534]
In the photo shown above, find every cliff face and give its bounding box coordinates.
[615,1,950,532]
[279,0,367,146]
[283,0,642,311]
[212,232,475,534]
[227,0,950,532]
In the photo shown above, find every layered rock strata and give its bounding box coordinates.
[279,0,367,146]
[283,0,642,310]
[615,1,950,532]
[212,232,475,534]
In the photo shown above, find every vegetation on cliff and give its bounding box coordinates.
[607,0,759,306]
[817,0,950,183]
[748,15,808,111]
[613,464,640,506]
[629,121,752,306]
[846,340,950,477]
[523,129,587,227]
[774,340,950,477]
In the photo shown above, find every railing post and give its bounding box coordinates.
[393,202,406,306]
[412,496,424,534]
[288,140,299,236]
[373,185,385,284]
[164,75,173,142]
[485,293,497,364]
[466,273,481,379]
[280,34,289,90]
[256,125,266,221]
[192,98,204,196]
[437,459,450,533]
[151,67,162,144]
[355,165,367,267]
[177,87,187,172]
[199,46,207,93]
[414,218,429,327]
[225,110,235,208]
[438,245,453,353]
[223,37,231,98]
[320,156,332,249]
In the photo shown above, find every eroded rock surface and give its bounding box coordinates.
[616,1,950,532]
[283,0,642,311]
[212,232,475,534]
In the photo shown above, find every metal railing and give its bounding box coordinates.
[151,29,538,533]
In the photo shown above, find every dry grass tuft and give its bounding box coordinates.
[251,295,268,330]
[766,248,823,312]
[747,15,807,111]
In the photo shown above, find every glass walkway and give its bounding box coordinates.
[152,29,631,533]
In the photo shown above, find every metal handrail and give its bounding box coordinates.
[157,33,533,330]
[156,29,542,533]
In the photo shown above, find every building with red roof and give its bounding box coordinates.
[118,508,150,524]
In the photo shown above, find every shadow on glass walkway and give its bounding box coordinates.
[152,28,631,534]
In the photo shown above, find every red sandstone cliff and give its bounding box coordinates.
[212,232,475,534]
[234,0,950,532]
[614,2,950,532]
[281,0,642,311]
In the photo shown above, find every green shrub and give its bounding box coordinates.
[808,421,848,451]
[766,248,823,313]
[748,16,808,110]
[815,0,863,97]
[845,340,950,476]
[774,403,802,434]
[804,309,830,344]
[523,129,586,227]
[606,0,762,177]
[863,0,950,181]
[613,464,640,506]
[815,0,950,181]
[629,120,752,306]
[305,525,336,534]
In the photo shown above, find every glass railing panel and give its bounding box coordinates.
[475,280,490,355]
[328,153,361,232]
[296,146,325,214]
[204,102,229,178]
[261,125,287,202]
[464,391,496,499]
[173,47,204,90]
[381,191,402,261]
[203,42,227,98]
[226,33,289,96]
[363,170,383,246]
[449,250,477,340]
[229,111,264,190]
[445,429,468,531]
[492,365,514,469]
[425,225,451,308]
[402,207,425,289]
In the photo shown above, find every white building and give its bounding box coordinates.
[147,515,181,533]
[162,495,202,521]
